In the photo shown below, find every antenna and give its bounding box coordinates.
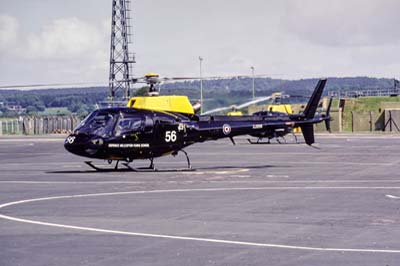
[109,0,136,101]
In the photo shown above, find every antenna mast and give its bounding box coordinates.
[109,0,135,100]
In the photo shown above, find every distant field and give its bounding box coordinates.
[39,107,71,116]
[334,96,400,112]
[331,96,400,132]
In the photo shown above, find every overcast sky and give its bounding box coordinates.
[1,0,400,86]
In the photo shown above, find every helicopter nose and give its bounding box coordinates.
[64,134,104,157]
[64,134,80,154]
[65,135,77,146]
[64,134,89,156]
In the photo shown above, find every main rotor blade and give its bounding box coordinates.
[0,82,106,89]
[236,96,273,109]
[202,96,274,115]
[202,106,233,115]
[199,74,284,80]
[162,77,200,81]
[131,74,285,84]
[129,77,200,84]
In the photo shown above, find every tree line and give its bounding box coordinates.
[0,76,397,117]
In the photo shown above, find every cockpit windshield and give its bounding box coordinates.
[74,110,118,137]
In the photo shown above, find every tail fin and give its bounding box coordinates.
[303,79,327,119]
[300,124,315,145]
[299,79,328,145]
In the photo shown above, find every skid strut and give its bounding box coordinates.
[85,150,193,172]
[180,149,192,170]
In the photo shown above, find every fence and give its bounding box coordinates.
[314,110,400,133]
[0,116,81,135]
[1,112,400,135]
[329,88,399,98]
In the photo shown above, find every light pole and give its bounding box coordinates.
[199,56,204,114]
[251,66,255,99]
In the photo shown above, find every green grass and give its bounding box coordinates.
[333,96,400,112]
[332,96,400,132]
[39,107,71,116]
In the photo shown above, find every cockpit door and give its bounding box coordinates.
[154,117,184,147]
[113,113,144,139]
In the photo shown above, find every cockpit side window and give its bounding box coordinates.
[155,114,175,125]
[144,115,154,133]
[75,111,117,137]
[74,110,98,131]
[114,113,143,137]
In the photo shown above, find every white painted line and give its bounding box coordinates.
[2,180,400,185]
[0,138,64,143]
[386,194,400,199]
[194,160,395,166]
[212,169,249,175]
[0,181,145,184]
[266,175,290,178]
[0,160,394,169]
[268,161,394,166]
[2,213,400,254]
[0,162,84,166]
[2,188,400,254]
[315,134,400,139]
[181,169,249,175]
[62,165,83,168]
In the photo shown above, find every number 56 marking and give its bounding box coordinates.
[165,130,177,142]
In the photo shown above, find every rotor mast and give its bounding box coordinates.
[109,0,136,101]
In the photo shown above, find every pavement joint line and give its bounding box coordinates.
[2,180,400,185]
[2,188,400,254]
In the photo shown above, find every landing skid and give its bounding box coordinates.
[247,133,298,145]
[84,150,194,172]
[247,137,286,144]
[84,161,131,172]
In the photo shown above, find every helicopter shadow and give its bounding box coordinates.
[46,163,281,174]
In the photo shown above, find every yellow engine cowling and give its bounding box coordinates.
[267,104,292,114]
[127,95,195,115]
[227,111,243,116]
[268,104,301,132]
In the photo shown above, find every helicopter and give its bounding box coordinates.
[202,90,333,145]
[247,96,332,145]
[202,94,295,144]
[64,77,331,171]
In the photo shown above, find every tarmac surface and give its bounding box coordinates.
[1,133,400,266]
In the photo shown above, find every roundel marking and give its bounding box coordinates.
[222,124,231,135]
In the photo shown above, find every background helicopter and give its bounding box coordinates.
[203,90,333,145]
[248,97,332,144]
[64,78,330,171]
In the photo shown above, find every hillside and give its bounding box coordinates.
[0,77,397,117]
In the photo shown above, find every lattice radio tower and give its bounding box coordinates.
[109,0,135,100]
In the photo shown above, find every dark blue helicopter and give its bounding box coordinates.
[64,79,330,171]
